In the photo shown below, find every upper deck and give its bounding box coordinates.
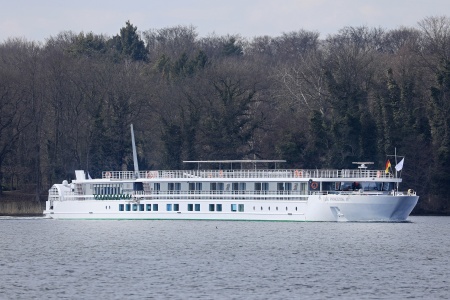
[100,168,398,181]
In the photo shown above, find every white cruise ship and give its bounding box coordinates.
[44,127,418,222]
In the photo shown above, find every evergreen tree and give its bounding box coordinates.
[222,37,243,56]
[110,21,148,61]
[429,59,450,210]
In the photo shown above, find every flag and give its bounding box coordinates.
[385,160,391,174]
[395,158,404,172]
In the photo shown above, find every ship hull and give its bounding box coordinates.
[44,194,418,222]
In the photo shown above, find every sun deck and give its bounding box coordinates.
[100,169,396,181]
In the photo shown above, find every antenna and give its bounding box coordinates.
[130,124,140,178]
[352,162,374,169]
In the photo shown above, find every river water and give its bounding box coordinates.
[0,216,449,299]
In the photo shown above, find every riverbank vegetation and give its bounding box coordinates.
[0,192,44,215]
[0,17,449,214]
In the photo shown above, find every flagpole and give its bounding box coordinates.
[387,150,405,194]
[395,147,397,178]
[395,147,399,192]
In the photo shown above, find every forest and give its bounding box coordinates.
[0,16,449,214]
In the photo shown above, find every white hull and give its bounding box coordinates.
[44,194,418,222]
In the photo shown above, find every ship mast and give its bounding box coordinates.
[131,124,140,178]
[387,147,404,192]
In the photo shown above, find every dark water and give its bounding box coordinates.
[0,216,449,299]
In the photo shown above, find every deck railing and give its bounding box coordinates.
[58,188,401,201]
[102,169,395,180]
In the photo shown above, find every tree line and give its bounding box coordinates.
[0,17,449,214]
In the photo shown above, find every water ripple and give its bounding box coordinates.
[0,217,449,299]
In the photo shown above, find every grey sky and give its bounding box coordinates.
[1,0,449,42]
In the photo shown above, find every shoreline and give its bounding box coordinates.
[0,192,45,216]
[0,201,44,216]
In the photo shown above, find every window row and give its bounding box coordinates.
[117,203,245,212]
[93,183,122,195]
[119,203,159,212]
[253,206,298,211]
[152,182,307,192]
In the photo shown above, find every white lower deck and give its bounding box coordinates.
[44,194,418,222]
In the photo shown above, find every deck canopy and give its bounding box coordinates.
[183,160,286,170]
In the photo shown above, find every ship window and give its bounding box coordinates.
[146,204,152,211]
[268,206,271,211]
[209,204,215,211]
[321,182,334,191]
[232,183,246,191]
[174,204,179,211]
[188,204,193,211]
[119,204,124,211]
[153,183,160,191]
[338,182,364,191]
[189,183,202,190]
[126,204,131,211]
[153,204,159,211]
[167,204,172,211]
[139,204,144,211]
[340,182,353,191]
[216,204,222,212]
[238,204,244,212]
[375,183,383,191]
[231,204,237,212]
[168,183,181,191]
[195,204,200,211]
[277,183,284,191]
[133,204,137,211]
[255,182,269,191]
[360,182,379,191]
[210,183,224,191]
[277,182,292,191]
[133,183,143,192]
[382,182,394,191]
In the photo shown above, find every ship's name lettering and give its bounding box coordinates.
[325,196,348,202]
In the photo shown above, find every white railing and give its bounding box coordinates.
[58,188,398,202]
[102,169,395,180]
